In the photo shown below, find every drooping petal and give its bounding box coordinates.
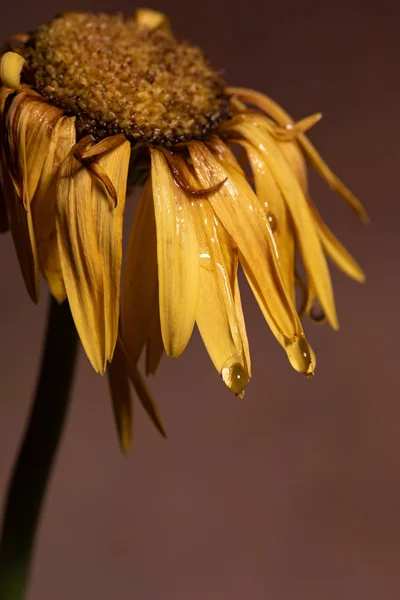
[119,339,166,437]
[238,139,296,302]
[57,136,130,373]
[122,179,159,366]
[217,225,252,376]
[145,306,164,376]
[310,203,365,283]
[0,88,39,301]
[189,141,315,376]
[7,90,63,206]
[56,152,105,372]
[206,134,245,176]
[230,121,339,330]
[277,139,308,195]
[107,338,133,454]
[191,197,250,395]
[32,115,76,303]
[227,87,369,223]
[150,148,199,357]
[93,137,131,362]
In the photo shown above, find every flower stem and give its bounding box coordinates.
[0,295,78,600]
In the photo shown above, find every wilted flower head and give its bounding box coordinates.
[0,10,367,450]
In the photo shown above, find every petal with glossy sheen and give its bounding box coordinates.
[278,139,308,194]
[310,203,365,283]
[122,179,159,366]
[93,138,130,362]
[150,149,199,357]
[192,198,250,395]
[227,87,369,223]
[232,122,339,330]
[32,115,76,303]
[0,88,39,301]
[107,338,133,454]
[189,142,314,376]
[209,208,251,376]
[239,139,295,302]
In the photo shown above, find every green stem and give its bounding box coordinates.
[0,296,78,600]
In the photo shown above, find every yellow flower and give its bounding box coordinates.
[0,10,366,451]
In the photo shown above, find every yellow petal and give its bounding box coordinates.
[206,134,245,176]
[278,139,308,195]
[310,203,365,283]
[0,51,25,89]
[122,179,159,366]
[192,198,250,395]
[239,139,296,302]
[7,90,63,206]
[94,137,131,362]
[232,122,339,330]
[189,141,314,376]
[145,306,164,376]
[150,149,199,357]
[0,88,39,301]
[56,153,105,372]
[107,338,133,454]
[32,115,76,303]
[119,339,166,437]
[218,230,252,377]
[227,87,369,223]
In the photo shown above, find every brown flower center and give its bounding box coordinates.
[22,12,228,144]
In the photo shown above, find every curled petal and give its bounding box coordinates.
[150,149,199,357]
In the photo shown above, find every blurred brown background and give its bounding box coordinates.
[1,1,399,599]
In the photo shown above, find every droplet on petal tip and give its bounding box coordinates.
[221,359,250,397]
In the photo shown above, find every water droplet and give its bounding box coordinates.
[267,211,277,232]
[310,301,326,323]
[221,359,250,396]
[285,334,315,376]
